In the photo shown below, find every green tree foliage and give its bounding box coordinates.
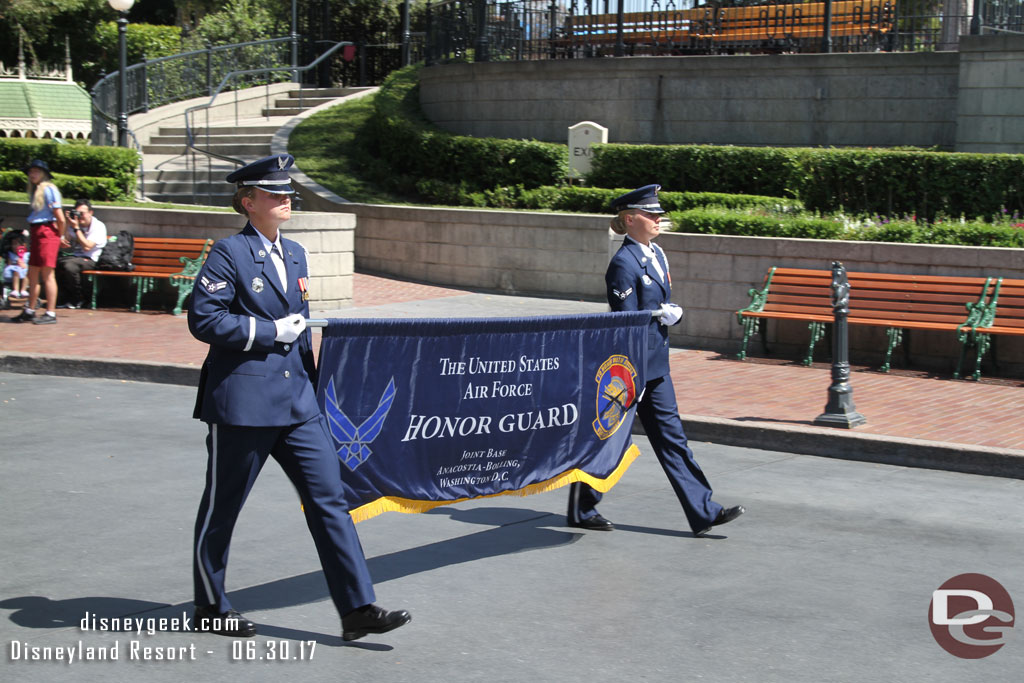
[298,0,426,43]
[0,0,296,88]
[89,23,183,79]
[182,0,277,49]
[0,0,107,84]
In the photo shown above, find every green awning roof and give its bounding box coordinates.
[0,81,91,120]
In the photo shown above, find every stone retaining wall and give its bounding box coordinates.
[0,202,354,309]
[419,35,1024,152]
[342,202,1024,374]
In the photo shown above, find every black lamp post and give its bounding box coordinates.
[814,262,867,429]
[108,0,135,147]
[291,0,299,83]
[401,0,411,67]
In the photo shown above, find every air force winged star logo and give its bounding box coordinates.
[200,276,227,293]
[324,376,397,471]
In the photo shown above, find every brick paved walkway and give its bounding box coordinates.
[3,272,1023,451]
[672,351,1024,450]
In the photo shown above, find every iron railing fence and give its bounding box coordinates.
[979,0,1024,32]
[424,0,1024,63]
[331,38,426,86]
[91,33,428,148]
[91,36,297,147]
[181,40,364,206]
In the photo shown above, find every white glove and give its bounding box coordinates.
[659,303,683,326]
[274,313,306,343]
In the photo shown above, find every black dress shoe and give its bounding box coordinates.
[695,505,745,536]
[193,606,257,637]
[568,513,614,531]
[342,604,411,642]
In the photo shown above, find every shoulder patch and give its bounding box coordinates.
[612,287,633,301]
[201,275,227,293]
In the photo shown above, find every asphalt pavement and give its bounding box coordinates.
[3,273,1024,479]
[2,373,1023,682]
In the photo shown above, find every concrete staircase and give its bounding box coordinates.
[260,87,356,116]
[139,87,360,206]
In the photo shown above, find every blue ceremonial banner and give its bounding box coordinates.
[316,311,650,522]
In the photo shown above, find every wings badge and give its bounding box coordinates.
[323,376,397,471]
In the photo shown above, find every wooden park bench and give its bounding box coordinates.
[83,236,213,316]
[960,277,1024,380]
[735,267,996,377]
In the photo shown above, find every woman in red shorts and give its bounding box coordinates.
[12,159,66,324]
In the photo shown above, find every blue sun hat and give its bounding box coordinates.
[25,159,52,178]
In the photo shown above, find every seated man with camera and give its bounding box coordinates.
[57,199,107,309]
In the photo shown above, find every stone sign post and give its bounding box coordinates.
[568,121,608,181]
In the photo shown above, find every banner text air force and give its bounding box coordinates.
[316,312,650,522]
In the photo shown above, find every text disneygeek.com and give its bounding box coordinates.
[7,612,316,665]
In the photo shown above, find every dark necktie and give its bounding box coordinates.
[270,244,286,291]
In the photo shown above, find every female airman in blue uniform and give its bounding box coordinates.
[567,184,745,536]
[188,154,410,641]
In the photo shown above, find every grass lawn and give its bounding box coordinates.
[288,94,409,205]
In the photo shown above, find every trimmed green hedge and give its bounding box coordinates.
[589,145,795,198]
[0,140,138,199]
[0,171,124,202]
[358,65,567,199]
[508,186,801,213]
[590,144,1024,221]
[395,181,801,213]
[670,207,1024,247]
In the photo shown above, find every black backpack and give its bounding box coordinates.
[96,230,135,271]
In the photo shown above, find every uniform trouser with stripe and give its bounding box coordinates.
[193,415,376,616]
[567,374,723,533]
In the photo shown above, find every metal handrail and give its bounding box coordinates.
[86,95,146,198]
[181,40,354,205]
[91,36,293,126]
[981,26,1024,34]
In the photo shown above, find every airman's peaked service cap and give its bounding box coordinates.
[226,154,296,194]
[611,184,665,214]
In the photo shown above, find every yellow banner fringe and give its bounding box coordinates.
[348,444,641,524]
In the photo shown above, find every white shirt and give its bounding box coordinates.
[70,216,107,262]
[632,237,666,283]
[257,231,287,292]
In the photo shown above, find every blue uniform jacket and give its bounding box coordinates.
[606,236,673,380]
[189,223,318,427]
